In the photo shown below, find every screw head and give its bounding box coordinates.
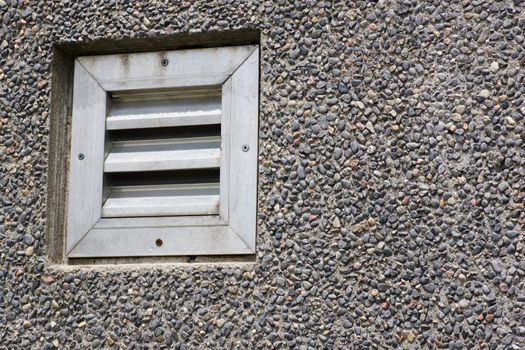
[241,144,250,152]
[155,239,163,247]
[77,153,85,160]
[161,58,169,67]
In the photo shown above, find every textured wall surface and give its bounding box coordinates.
[1,0,525,349]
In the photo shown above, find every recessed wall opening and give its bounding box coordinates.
[46,30,260,264]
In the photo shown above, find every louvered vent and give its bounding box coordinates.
[102,88,222,218]
[65,46,258,258]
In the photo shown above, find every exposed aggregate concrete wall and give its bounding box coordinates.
[0,0,524,349]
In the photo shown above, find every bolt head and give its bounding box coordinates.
[77,153,85,160]
[242,144,250,152]
[161,58,169,67]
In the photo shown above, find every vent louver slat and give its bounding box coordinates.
[107,94,221,130]
[102,89,221,218]
[102,183,219,217]
[104,136,221,172]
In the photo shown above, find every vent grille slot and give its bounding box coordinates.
[102,88,221,218]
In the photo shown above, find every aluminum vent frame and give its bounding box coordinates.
[65,45,259,258]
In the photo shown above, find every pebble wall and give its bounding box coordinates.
[0,0,524,349]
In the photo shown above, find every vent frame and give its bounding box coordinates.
[65,45,259,258]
